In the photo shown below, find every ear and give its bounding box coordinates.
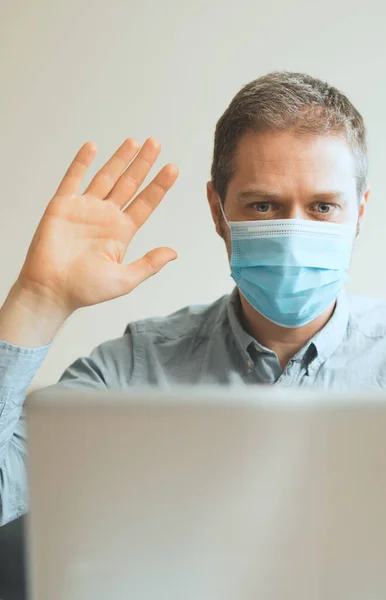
[356,187,370,236]
[207,181,223,237]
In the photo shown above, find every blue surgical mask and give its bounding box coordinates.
[220,203,355,328]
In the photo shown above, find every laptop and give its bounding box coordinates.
[26,386,386,600]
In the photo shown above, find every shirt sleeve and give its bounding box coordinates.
[0,340,50,525]
[0,332,132,526]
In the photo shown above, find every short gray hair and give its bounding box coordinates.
[211,71,368,201]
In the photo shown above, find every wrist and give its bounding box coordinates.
[11,279,72,319]
[0,280,73,347]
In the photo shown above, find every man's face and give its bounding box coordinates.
[208,131,369,258]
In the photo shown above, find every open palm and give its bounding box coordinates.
[18,138,179,313]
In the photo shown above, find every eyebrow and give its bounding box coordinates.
[236,189,346,202]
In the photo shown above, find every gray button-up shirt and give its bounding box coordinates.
[1,287,386,524]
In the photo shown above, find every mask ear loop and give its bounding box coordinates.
[219,199,231,228]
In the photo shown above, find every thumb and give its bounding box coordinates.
[115,247,178,296]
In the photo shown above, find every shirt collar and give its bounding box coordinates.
[227,287,350,367]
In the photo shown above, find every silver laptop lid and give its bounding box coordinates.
[26,386,386,600]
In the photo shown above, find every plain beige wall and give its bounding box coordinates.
[1,0,386,388]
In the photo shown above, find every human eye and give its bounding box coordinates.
[311,202,339,219]
[252,202,273,214]
[317,202,333,213]
[244,200,278,220]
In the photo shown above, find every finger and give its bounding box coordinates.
[54,142,97,198]
[84,138,140,200]
[114,247,178,296]
[124,164,179,233]
[106,137,162,208]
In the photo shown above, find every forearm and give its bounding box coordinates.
[0,339,50,525]
[0,409,28,525]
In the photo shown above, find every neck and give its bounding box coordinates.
[238,293,336,369]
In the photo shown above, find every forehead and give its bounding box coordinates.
[229,131,356,193]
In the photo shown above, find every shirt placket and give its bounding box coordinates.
[276,359,304,386]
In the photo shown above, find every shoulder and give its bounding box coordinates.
[346,292,386,339]
[69,295,230,383]
[55,296,231,388]
[124,294,230,343]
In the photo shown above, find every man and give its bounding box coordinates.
[1,71,386,525]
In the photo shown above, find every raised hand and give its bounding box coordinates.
[17,137,179,314]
